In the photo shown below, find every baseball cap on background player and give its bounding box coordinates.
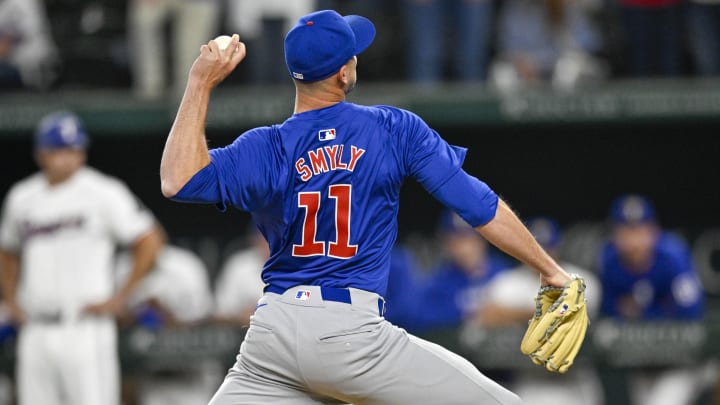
[609,194,656,226]
[525,217,561,249]
[284,10,376,82]
[438,209,477,236]
[34,111,89,150]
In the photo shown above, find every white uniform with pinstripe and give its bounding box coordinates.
[0,167,155,405]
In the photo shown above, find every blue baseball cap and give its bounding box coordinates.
[609,194,656,225]
[284,10,376,82]
[526,217,561,249]
[438,209,476,236]
[34,111,89,150]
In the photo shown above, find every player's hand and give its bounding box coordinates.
[83,295,127,317]
[540,268,572,288]
[5,301,26,325]
[0,36,15,59]
[188,34,246,91]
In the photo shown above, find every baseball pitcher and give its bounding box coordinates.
[161,9,579,404]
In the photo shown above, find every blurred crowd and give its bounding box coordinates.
[0,0,719,95]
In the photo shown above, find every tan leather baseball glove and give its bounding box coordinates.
[520,275,589,373]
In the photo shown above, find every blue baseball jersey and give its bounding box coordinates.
[599,232,703,320]
[175,102,498,296]
[383,246,423,329]
[403,253,513,334]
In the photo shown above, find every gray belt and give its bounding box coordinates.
[29,312,63,324]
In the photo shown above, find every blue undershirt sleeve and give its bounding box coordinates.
[431,169,499,227]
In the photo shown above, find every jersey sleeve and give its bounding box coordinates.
[173,127,281,212]
[103,180,155,245]
[0,189,21,252]
[381,107,466,192]
[431,169,498,226]
[379,106,498,226]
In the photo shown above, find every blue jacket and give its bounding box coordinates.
[600,232,703,320]
[405,252,513,334]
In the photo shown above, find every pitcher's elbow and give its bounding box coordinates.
[160,179,180,198]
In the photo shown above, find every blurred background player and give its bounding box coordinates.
[115,242,213,330]
[0,111,164,405]
[213,226,269,326]
[382,244,424,331]
[224,0,314,85]
[405,210,513,334]
[489,0,606,91]
[599,194,713,405]
[401,0,493,84]
[0,0,58,90]
[616,0,683,77]
[480,216,604,405]
[686,0,720,76]
[128,0,220,99]
[115,242,218,405]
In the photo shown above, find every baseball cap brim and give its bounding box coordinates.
[344,15,375,57]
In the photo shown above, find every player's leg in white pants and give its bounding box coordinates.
[59,321,119,405]
[208,366,342,405]
[17,324,63,405]
[208,286,522,405]
[128,0,171,99]
[17,320,119,405]
[174,0,219,97]
[357,332,524,404]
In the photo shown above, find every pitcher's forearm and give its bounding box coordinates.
[160,79,213,197]
[0,250,20,304]
[476,199,564,279]
[161,35,246,197]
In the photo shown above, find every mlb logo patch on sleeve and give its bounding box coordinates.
[295,290,312,300]
[318,129,336,141]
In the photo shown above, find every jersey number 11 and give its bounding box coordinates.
[293,184,357,259]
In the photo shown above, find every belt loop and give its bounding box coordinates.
[320,287,352,304]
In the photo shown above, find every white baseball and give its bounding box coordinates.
[213,35,234,52]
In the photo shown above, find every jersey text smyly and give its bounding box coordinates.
[295,144,366,181]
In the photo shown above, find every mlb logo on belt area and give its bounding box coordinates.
[295,290,311,301]
[318,128,336,141]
